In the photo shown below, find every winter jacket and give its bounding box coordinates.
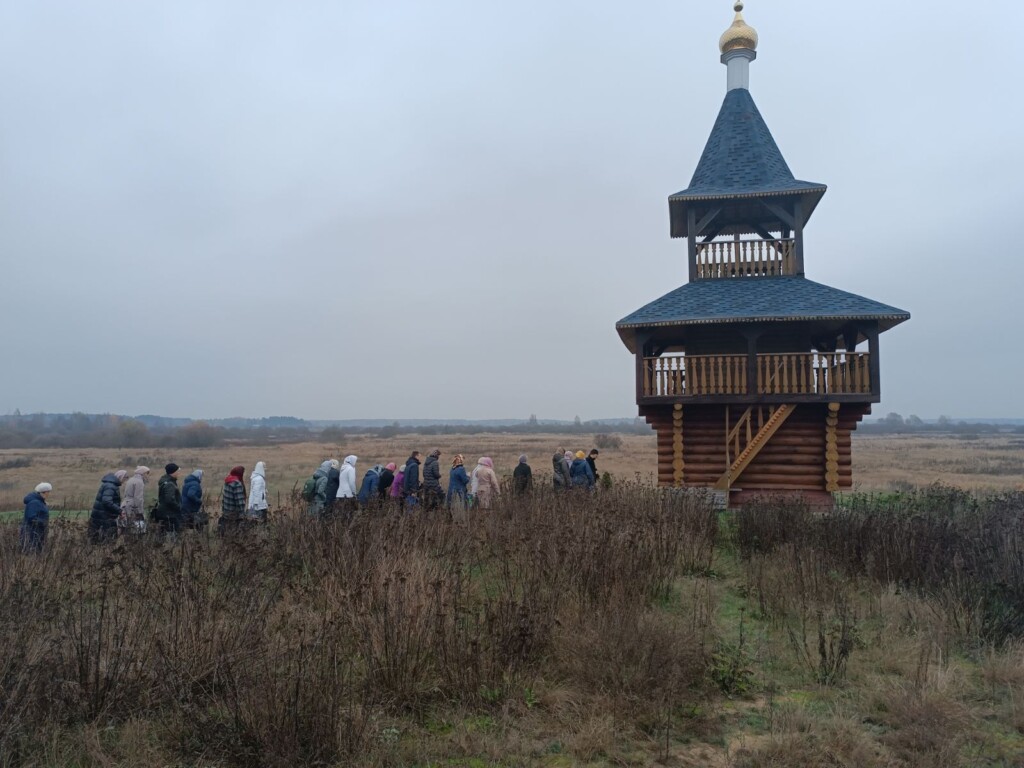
[447,465,470,507]
[570,459,595,489]
[182,471,205,526]
[358,465,383,505]
[586,456,599,482]
[248,462,268,512]
[471,462,500,509]
[122,472,147,520]
[336,456,358,498]
[513,463,533,495]
[403,456,421,495]
[89,473,123,530]
[308,461,332,514]
[378,468,395,499]
[552,452,571,489]
[22,492,49,526]
[155,474,182,522]
[422,455,443,492]
[325,467,340,502]
[390,469,405,498]
[222,478,247,520]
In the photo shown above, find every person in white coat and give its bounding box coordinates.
[247,461,269,522]
[335,455,358,519]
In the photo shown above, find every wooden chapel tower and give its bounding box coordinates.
[616,2,910,502]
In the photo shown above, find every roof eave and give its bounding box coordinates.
[616,313,911,332]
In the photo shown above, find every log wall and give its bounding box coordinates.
[642,403,870,491]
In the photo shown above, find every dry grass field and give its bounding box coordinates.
[1,431,1021,511]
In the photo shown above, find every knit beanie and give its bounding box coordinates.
[575,451,586,459]
[165,463,180,475]
[34,482,52,494]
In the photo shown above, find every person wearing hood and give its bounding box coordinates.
[552,448,571,491]
[402,451,422,509]
[470,457,500,510]
[447,455,471,518]
[182,470,207,531]
[358,463,384,507]
[154,463,183,537]
[513,455,533,496]
[378,463,396,501]
[247,461,269,522]
[335,455,358,518]
[570,451,595,490]
[120,466,150,534]
[422,449,444,512]
[308,460,334,518]
[219,466,246,533]
[389,464,406,508]
[21,483,52,553]
[88,469,128,543]
[324,459,341,516]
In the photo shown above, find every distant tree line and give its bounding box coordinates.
[0,412,653,449]
[859,413,1024,435]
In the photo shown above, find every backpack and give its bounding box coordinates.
[301,475,318,502]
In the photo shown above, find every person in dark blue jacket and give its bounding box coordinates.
[181,470,207,531]
[403,452,422,509]
[21,483,52,553]
[88,470,127,543]
[446,455,471,516]
[358,465,384,506]
[570,451,595,490]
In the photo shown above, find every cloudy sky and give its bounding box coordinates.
[1,0,1020,421]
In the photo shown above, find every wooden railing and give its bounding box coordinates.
[695,238,796,278]
[756,352,871,395]
[642,352,872,397]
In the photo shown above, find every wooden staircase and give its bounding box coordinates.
[714,404,796,490]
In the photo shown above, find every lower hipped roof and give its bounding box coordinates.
[616,276,910,351]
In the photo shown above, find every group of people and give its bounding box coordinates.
[19,446,602,552]
[19,461,270,552]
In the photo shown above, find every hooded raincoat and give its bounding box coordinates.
[248,462,268,520]
[470,458,500,509]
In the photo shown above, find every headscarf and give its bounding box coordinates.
[191,469,204,480]
[371,464,384,475]
[478,457,493,469]
[329,459,340,470]
[429,449,441,458]
[575,451,586,459]
[564,451,573,461]
[225,466,245,485]
[114,469,129,483]
[397,465,407,475]
[385,462,397,472]
[34,482,52,494]
[518,454,528,464]
[452,454,464,468]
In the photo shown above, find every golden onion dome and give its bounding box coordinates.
[719,1,759,54]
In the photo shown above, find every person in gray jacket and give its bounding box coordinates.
[552,448,571,491]
[308,460,334,518]
[422,449,444,511]
[120,466,150,533]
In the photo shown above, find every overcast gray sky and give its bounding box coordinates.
[2,0,1021,421]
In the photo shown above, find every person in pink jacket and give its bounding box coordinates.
[389,464,406,509]
[470,457,500,509]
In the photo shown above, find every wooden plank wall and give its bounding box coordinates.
[643,403,870,490]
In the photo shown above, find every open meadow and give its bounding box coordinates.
[0,433,1023,767]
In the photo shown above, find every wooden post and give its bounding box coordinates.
[634,333,649,403]
[866,325,881,398]
[742,330,760,396]
[687,209,698,282]
[825,403,840,492]
[793,198,806,276]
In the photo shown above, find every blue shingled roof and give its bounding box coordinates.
[670,89,826,201]
[617,276,910,334]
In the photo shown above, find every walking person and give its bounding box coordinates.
[422,449,444,511]
[552,447,571,491]
[219,466,247,534]
[471,457,500,510]
[335,455,358,519]
[378,463,396,502]
[324,459,341,517]
[447,454,471,520]
[403,451,422,510]
[358,464,384,507]
[182,469,207,531]
[586,449,600,487]
[87,469,127,543]
[247,461,269,522]
[390,464,406,509]
[20,483,52,554]
[570,451,595,491]
[120,466,150,534]
[513,455,533,496]
[154,463,183,539]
